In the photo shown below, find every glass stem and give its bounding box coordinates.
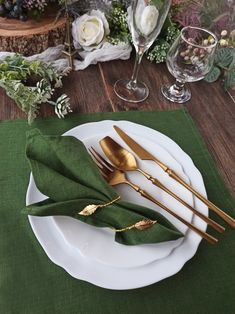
[128,47,145,89]
[172,79,185,95]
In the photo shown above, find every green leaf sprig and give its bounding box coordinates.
[205,48,235,90]
[106,1,130,45]
[0,54,72,124]
[147,20,180,64]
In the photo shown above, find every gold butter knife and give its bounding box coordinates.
[113,125,235,228]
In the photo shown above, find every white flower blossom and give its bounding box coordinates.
[72,10,110,51]
[54,94,72,119]
[135,3,159,36]
[221,30,228,37]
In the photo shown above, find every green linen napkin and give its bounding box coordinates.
[22,129,183,245]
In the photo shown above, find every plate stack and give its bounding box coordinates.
[27,120,208,290]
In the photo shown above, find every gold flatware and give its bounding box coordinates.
[114,125,235,228]
[99,136,225,233]
[89,147,218,245]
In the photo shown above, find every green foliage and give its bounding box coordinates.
[199,0,226,28]
[107,1,130,44]
[204,66,221,83]
[147,21,180,64]
[0,54,30,80]
[204,48,235,90]
[0,80,40,123]
[224,71,235,91]
[150,0,163,9]
[214,48,235,68]
[0,54,71,124]
[147,40,170,63]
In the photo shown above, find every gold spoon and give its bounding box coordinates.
[89,147,218,245]
[99,136,225,233]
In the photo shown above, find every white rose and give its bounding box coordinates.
[72,10,110,51]
[135,5,159,36]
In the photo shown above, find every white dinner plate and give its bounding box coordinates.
[27,120,207,289]
[27,122,193,268]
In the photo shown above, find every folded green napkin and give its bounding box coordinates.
[22,129,183,245]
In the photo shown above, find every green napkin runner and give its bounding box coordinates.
[0,109,234,314]
[22,129,182,245]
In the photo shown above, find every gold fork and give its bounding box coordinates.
[89,147,218,245]
[99,136,224,233]
[114,125,235,228]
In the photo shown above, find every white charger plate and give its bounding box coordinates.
[27,120,207,289]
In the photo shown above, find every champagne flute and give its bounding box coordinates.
[161,26,218,103]
[114,0,171,103]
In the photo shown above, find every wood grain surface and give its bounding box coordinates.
[0,16,66,36]
[0,16,66,56]
[0,57,234,197]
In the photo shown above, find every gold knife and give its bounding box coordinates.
[113,125,235,228]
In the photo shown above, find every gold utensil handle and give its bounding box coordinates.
[127,181,218,245]
[166,169,235,228]
[138,169,225,233]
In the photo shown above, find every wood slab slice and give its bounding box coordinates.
[0,16,66,56]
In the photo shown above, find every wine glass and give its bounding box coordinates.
[161,26,218,103]
[114,0,172,103]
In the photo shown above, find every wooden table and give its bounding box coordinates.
[0,57,234,197]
